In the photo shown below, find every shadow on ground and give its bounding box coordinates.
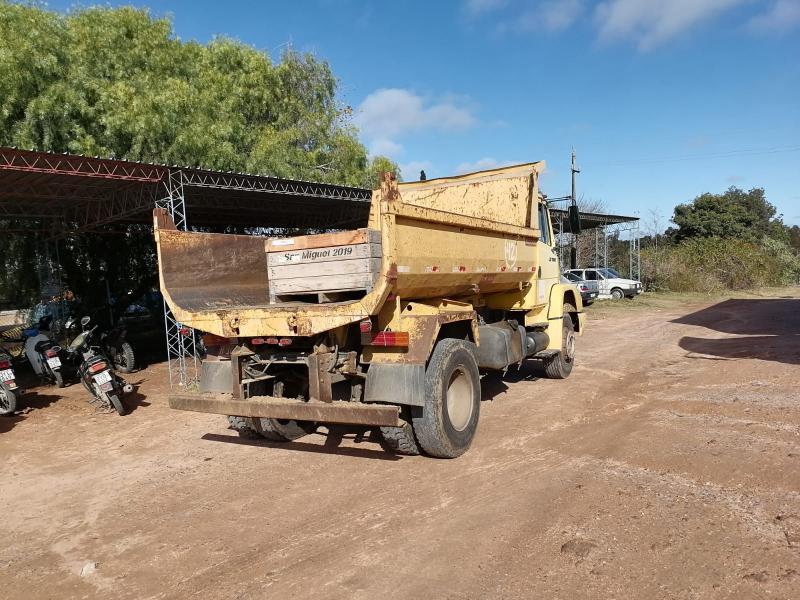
[672,298,800,365]
[0,388,62,434]
[202,426,402,461]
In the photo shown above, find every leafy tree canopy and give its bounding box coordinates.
[0,1,395,187]
[670,187,786,243]
[0,2,398,308]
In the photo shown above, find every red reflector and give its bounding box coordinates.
[265,337,279,345]
[45,349,58,358]
[359,319,372,333]
[278,338,292,346]
[89,362,108,373]
[179,327,191,336]
[0,360,9,369]
[251,338,266,345]
[370,331,410,347]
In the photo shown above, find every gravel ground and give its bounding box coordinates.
[1,289,798,599]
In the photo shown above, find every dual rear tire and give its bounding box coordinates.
[381,338,481,459]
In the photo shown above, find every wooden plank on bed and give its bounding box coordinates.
[270,273,377,295]
[269,257,381,280]
[268,242,381,267]
[265,229,380,252]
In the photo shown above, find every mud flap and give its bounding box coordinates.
[364,363,425,407]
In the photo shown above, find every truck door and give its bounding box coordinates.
[536,202,560,305]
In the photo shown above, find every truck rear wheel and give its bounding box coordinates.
[251,417,314,442]
[412,339,481,458]
[543,304,576,379]
[227,415,260,438]
[380,418,420,455]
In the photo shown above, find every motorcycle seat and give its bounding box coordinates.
[34,340,52,353]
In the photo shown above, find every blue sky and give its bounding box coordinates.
[47,0,800,226]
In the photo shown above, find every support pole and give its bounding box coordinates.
[156,170,199,389]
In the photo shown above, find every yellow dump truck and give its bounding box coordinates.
[156,163,584,457]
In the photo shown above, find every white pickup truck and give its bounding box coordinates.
[563,267,642,300]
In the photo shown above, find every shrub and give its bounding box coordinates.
[641,237,800,293]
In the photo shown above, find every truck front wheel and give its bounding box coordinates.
[543,304,576,379]
[412,339,481,458]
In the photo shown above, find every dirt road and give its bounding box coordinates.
[1,291,798,599]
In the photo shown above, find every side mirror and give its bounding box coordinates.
[80,316,91,327]
[568,204,582,234]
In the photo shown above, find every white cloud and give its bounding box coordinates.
[499,0,584,33]
[464,0,508,15]
[400,161,434,180]
[595,0,750,50]
[541,0,585,31]
[369,138,403,157]
[747,0,800,33]
[455,157,521,173]
[354,88,477,139]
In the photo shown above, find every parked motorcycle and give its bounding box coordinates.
[101,322,136,374]
[0,347,21,416]
[64,316,133,415]
[23,316,66,387]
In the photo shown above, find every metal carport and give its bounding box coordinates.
[0,146,372,386]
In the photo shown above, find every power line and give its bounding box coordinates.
[583,145,800,167]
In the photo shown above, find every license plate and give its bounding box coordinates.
[0,369,13,382]
[93,371,112,384]
[47,357,61,368]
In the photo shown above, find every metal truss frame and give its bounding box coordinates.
[556,215,641,281]
[155,170,199,389]
[0,147,166,182]
[180,168,372,201]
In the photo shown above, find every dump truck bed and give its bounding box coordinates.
[155,162,545,338]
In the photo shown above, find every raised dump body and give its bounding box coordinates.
[157,162,585,458]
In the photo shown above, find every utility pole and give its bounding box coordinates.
[571,148,581,269]
[571,148,580,205]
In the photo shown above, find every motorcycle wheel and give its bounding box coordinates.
[114,342,136,374]
[54,370,65,388]
[107,393,126,416]
[0,388,17,416]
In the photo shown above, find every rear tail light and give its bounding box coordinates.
[45,348,58,358]
[89,362,108,373]
[250,338,266,345]
[0,360,9,369]
[359,318,408,348]
[179,327,191,336]
[580,285,588,291]
[367,331,410,348]
[278,338,292,347]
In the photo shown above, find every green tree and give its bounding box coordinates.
[671,187,785,243]
[0,2,396,307]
